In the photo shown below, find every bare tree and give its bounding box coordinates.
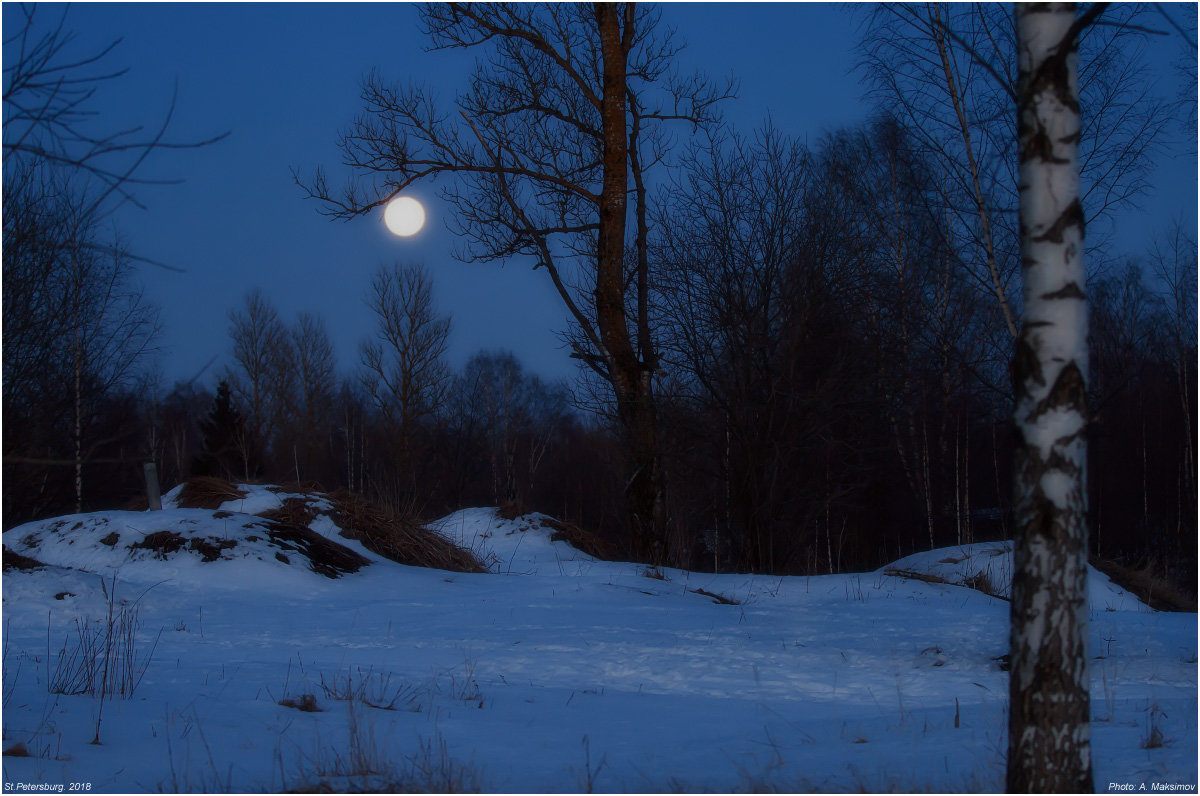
[3,5,220,521]
[285,311,338,482]
[860,3,1168,359]
[301,3,730,561]
[3,4,225,219]
[226,289,294,472]
[3,166,158,515]
[1007,4,1101,790]
[1147,221,1198,543]
[360,262,451,482]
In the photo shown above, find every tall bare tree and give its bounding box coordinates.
[860,3,1167,385]
[3,166,159,516]
[226,289,294,471]
[360,262,451,484]
[4,5,220,521]
[302,3,729,561]
[1008,3,1101,791]
[286,311,338,482]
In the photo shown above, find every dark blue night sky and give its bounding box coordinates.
[5,3,1195,388]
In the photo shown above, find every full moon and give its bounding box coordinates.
[383,196,426,237]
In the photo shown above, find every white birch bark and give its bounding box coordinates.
[1007,3,1095,792]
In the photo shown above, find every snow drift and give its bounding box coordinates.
[1,487,1194,793]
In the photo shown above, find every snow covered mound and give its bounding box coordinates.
[428,507,599,574]
[881,541,1145,611]
[3,506,371,583]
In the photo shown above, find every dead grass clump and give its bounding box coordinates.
[497,499,526,521]
[259,497,321,529]
[3,546,47,572]
[269,481,327,496]
[1091,557,1197,612]
[130,530,189,558]
[962,570,1007,600]
[885,567,1010,601]
[883,568,951,586]
[540,516,617,561]
[279,693,323,712]
[123,494,150,511]
[175,477,248,509]
[689,587,741,605]
[327,490,486,574]
[263,521,371,579]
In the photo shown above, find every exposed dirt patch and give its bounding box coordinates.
[3,546,47,571]
[189,536,239,563]
[261,520,371,579]
[175,477,248,509]
[130,530,189,558]
[128,530,238,563]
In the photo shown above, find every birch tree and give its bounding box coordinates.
[1008,3,1101,791]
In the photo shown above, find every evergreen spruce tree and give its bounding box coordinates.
[193,380,258,480]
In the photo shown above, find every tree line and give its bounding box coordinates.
[5,4,1195,591]
[6,127,1194,587]
[3,4,1196,788]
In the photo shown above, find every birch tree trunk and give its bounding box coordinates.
[1008,3,1097,792]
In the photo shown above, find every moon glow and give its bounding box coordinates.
[383,196,426,237]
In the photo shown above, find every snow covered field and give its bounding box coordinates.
[2,485,1195,793]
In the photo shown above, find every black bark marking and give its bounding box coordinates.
[1032,199,1084,244]
[1040,282,1085,301]
[1035,361,1087,417]
[1011,339,1045,401]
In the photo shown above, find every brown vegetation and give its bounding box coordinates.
[175,477,248,509]
[260,520,370,579]
[540,516,617,561]
[328,490,486,574]
[2,546,46,571]
[1091,558,1197,612]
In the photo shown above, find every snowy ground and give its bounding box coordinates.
[2,485,1196,793]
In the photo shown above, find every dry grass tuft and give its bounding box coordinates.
[883,567,951,586]
[962,570,1004,599]
[885,566,1011,601]
[1091,557,1197,612]
[123,494,150,511]
[497,499,526,521]
[328,490,486,574]
[259,497,321,529]
[540,516,617,561]
[175,477,248,510]
[3,546,47,572]
[279,693,323,712]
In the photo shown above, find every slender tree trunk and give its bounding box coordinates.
[72,256,84,515]
[1007,4,1096,792]
[594,3,665,563]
